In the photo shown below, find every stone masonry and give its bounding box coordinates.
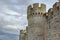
[20,1,60,40]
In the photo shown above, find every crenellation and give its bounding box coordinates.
[41,3,46,8]
[27,3,46,19]
[27,5,32,10]
[47,2,60,21]
[41,3,46,13]
[53,2,59,8]
[48,8,53,20]
[27,5,33,15]
[20,30,26,34]
[33,3,39,9]
[53,2,59,12]
[27,1,60,20]
[48,8,53,13]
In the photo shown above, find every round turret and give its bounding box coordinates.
[27,3,47,26]
[27,4,47,40]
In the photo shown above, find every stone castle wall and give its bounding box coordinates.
[46,2,60,40]
[20,1,60,40]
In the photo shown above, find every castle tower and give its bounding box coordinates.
[27,3,47,40]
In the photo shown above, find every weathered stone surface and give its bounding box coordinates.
[20,1,60,40]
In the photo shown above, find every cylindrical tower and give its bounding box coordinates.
[27,3,47,40]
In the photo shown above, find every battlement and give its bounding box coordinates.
[48,8,53,16]
[53,2,59,12]
[33,3,39,9]
[53,2,59,8]
[27,3,46,9]
[27,3,46,19]
[20,30,26,34]
[48,8,53,13]
[46,2,60,21]
[27,2,60,19]
[48,2,59,15]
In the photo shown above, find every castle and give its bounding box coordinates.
[19,0,60,40]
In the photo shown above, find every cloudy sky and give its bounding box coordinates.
[0,0,58,40]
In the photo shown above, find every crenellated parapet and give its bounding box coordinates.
[53,2,59,8]
[53,2,59,12]
[27,2,60,20]
[27,3,46,19]
[48,8,53,16]
[47,2,60,20]
[33,3,39,9]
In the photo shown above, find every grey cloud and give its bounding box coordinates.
[0,16,19,35]
[0,0,30,5]
[0,10,26,35]
[0,12,20,35]
[0,0,30,15]
[1,11,21,18]
[1,27,19,35]
[17,0,30,5]
[0,31,19,40]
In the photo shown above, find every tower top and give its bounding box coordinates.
[27,3,46,19]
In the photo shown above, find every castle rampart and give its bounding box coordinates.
[20,1,60,40]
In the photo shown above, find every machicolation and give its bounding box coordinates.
[27,2,59,20]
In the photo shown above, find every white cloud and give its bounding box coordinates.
[3,9,19,15]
